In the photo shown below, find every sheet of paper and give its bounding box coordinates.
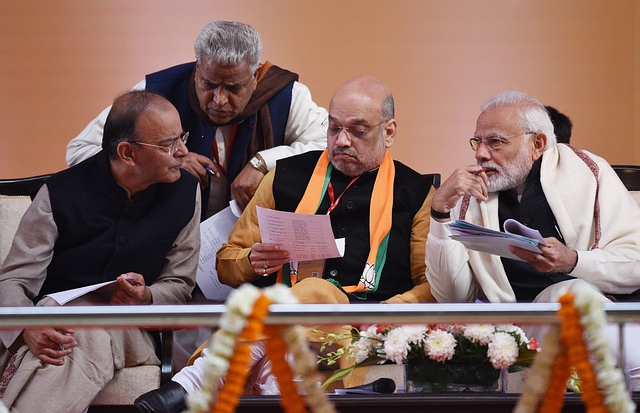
[256,206,345,262]
[449,234,541,261]
[503,218,546,245]
[448,219,543,261]
[196,202,241,301]
[45,280,119,305]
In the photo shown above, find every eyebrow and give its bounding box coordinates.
[328,115,368,125]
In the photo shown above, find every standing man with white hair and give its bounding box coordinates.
[426,90,640,388]
[67,20,327,218]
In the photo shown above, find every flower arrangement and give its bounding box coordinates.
[514,283,636,413]
[317,323,539,388]
[186,284,336,413]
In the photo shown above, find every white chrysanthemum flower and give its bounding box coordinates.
[487,332,519,369]
[383,327,412,365]
[496,324,528,344]
[352,336,378,363]
[424,329,456,363]
[398,324,428,345]
[463,323,495,345]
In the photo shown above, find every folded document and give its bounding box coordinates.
[448,219,546,261]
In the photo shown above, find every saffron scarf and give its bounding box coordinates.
[295,149,395,299]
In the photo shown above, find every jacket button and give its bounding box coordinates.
[118,237,129,245]
[329,269,338,277]
[345,200,354,209]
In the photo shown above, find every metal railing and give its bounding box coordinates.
[1,302,640,329]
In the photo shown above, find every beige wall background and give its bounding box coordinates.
[1,0,639,179]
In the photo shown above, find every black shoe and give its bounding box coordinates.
[134,381,187,413]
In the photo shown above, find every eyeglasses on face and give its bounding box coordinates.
[322,117,386,140]
[469,131,536,152]
[133,131,189,155]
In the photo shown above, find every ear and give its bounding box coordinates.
[250,64,261,92]
[117,142,137,166]
[530,132,547,161]
[382,119,397,148]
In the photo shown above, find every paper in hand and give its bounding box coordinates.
[448,219,545,261]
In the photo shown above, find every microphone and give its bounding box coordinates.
[334,378,396,394]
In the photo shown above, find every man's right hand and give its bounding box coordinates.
[180,152,220,188]
[22,327,77,365]
[249,243,290,277]
[431,166,489,219]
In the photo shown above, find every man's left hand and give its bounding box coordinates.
[231,163,266,211]
[509,237,578,274]
[111,273,152,305]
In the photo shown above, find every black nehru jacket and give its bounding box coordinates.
[38,151,198,301]
[266,150,431,302]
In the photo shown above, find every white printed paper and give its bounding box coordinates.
[196,202,241,301]
[45,280,120,305]
[448,219,544,262]
[256,206,345,262]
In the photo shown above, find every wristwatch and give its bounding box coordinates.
[249,156,268,175]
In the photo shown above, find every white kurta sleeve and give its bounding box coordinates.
[257,81,328,171]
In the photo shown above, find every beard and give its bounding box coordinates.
[481,143,533,192]
[329,139,386,177]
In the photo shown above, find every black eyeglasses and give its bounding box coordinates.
[469,131,536,152]
[133,132,189,155]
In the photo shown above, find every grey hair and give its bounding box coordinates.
[481,90,557,149]
[381,94,395,120]
[194,21,262,75]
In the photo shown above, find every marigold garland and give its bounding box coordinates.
[264,325,308,413]
[185,284,336,413]
[514,284,636,413]
[212,294,271,413]
[538,347,570,413]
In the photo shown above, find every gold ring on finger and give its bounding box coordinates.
[263,260,268,269]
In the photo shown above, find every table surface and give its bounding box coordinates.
[234,393,640,413]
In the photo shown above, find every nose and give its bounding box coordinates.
[334,128,352,147]
[213,87,228,107]
[174,138,189,157]
[474,140,492,163]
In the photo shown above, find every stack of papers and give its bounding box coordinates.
[448,219,546,261]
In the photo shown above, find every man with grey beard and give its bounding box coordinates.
[425,90,640,389]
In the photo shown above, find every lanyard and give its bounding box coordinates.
[326,177,359,214]
[211,124,237,177]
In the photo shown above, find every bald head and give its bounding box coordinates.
[327,76,396,176]
[331,75,394,121]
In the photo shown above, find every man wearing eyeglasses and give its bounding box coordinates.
[132,76,435,413]
[0,90,200,412]
[66,20,327,219]
[426,90,640,388]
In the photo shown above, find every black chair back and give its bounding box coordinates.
[0,174,50,197]
[423,173,441,189]
[612,165,640,192]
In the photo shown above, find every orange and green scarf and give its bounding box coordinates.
[295,149,395,299]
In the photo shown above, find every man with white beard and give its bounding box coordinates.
[425,90,640,389]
